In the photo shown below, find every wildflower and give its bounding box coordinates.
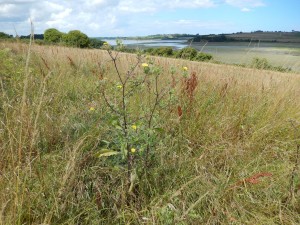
[116,84,123,89]
[89,107,95,111]
[182,66,188,71]
[131,148,136,153]
[131,124,137,130]
[142,63,150,74]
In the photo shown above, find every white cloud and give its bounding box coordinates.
[0,4,15,16]
[241,7,251,12]
[225,0,265,11]
[166,0,216,8]
[50,8,72,20]
[88,0,119,7]
[117,0,216,13]
[0,0,265,36]
[45,1,64,11]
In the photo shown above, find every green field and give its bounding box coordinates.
[1,41,300,224]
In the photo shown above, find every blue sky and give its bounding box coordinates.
[0,0,299,37]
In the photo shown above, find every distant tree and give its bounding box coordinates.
[21,34,44,40]
[44,28,63,43]
[0,32,13,39]
[191,34,228,42]
[62,30,90,48]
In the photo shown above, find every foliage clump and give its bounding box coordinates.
[251,57,291,72]
[194,52,213,61]
[43,28,103,49]
[175,47,198,60]
[144,46,213,62]
[44,28,63,43]
[0,32,13,39]
[144,47,174,56]
[89,38,105,48]
[62,30,90,48]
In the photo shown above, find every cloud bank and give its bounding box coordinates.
[0,0,266,36]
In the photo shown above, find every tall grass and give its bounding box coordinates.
[1,41,300,224]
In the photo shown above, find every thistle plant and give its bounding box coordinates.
[98,42,179,194]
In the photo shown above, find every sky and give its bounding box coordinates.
[0,0,299,37]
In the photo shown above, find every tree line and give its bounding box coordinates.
[43,28,103,48]
[0,29,103,48]
[0,29,213,62]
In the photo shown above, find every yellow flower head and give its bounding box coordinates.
[131,125,137,130]
[142,63,149,67]
[89,107,95,111]
[182,66,188,71]
[131,148,136,153]
[116,84,123,89]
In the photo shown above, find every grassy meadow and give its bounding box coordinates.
[1,40,300,224]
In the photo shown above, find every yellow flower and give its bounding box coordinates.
[116,84,123,89]
[142,63,149,67]
[131,125,137,130]
[182,66,188,71]
[89,107,95,111]
[131,148,136,153]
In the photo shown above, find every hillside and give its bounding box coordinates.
[192,31,300,43]
[1,41,300,224]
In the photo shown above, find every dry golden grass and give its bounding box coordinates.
[1,41,300,224]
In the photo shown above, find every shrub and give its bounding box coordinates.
[44,28,63,43]
[175,47,197,60]
[89,38,104,48]
[144,47,174,57]
[144,48,155,55]
[251,57,271,70]
[251,57,291,72]
[155,47,174,56]
[62,30,90,48]
[194,52,213,61]
[272,65,291,72]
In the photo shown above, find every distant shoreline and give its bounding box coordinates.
[96,31,300,44]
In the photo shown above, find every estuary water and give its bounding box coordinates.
[102,39,187,49]
[101,39,300,72]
